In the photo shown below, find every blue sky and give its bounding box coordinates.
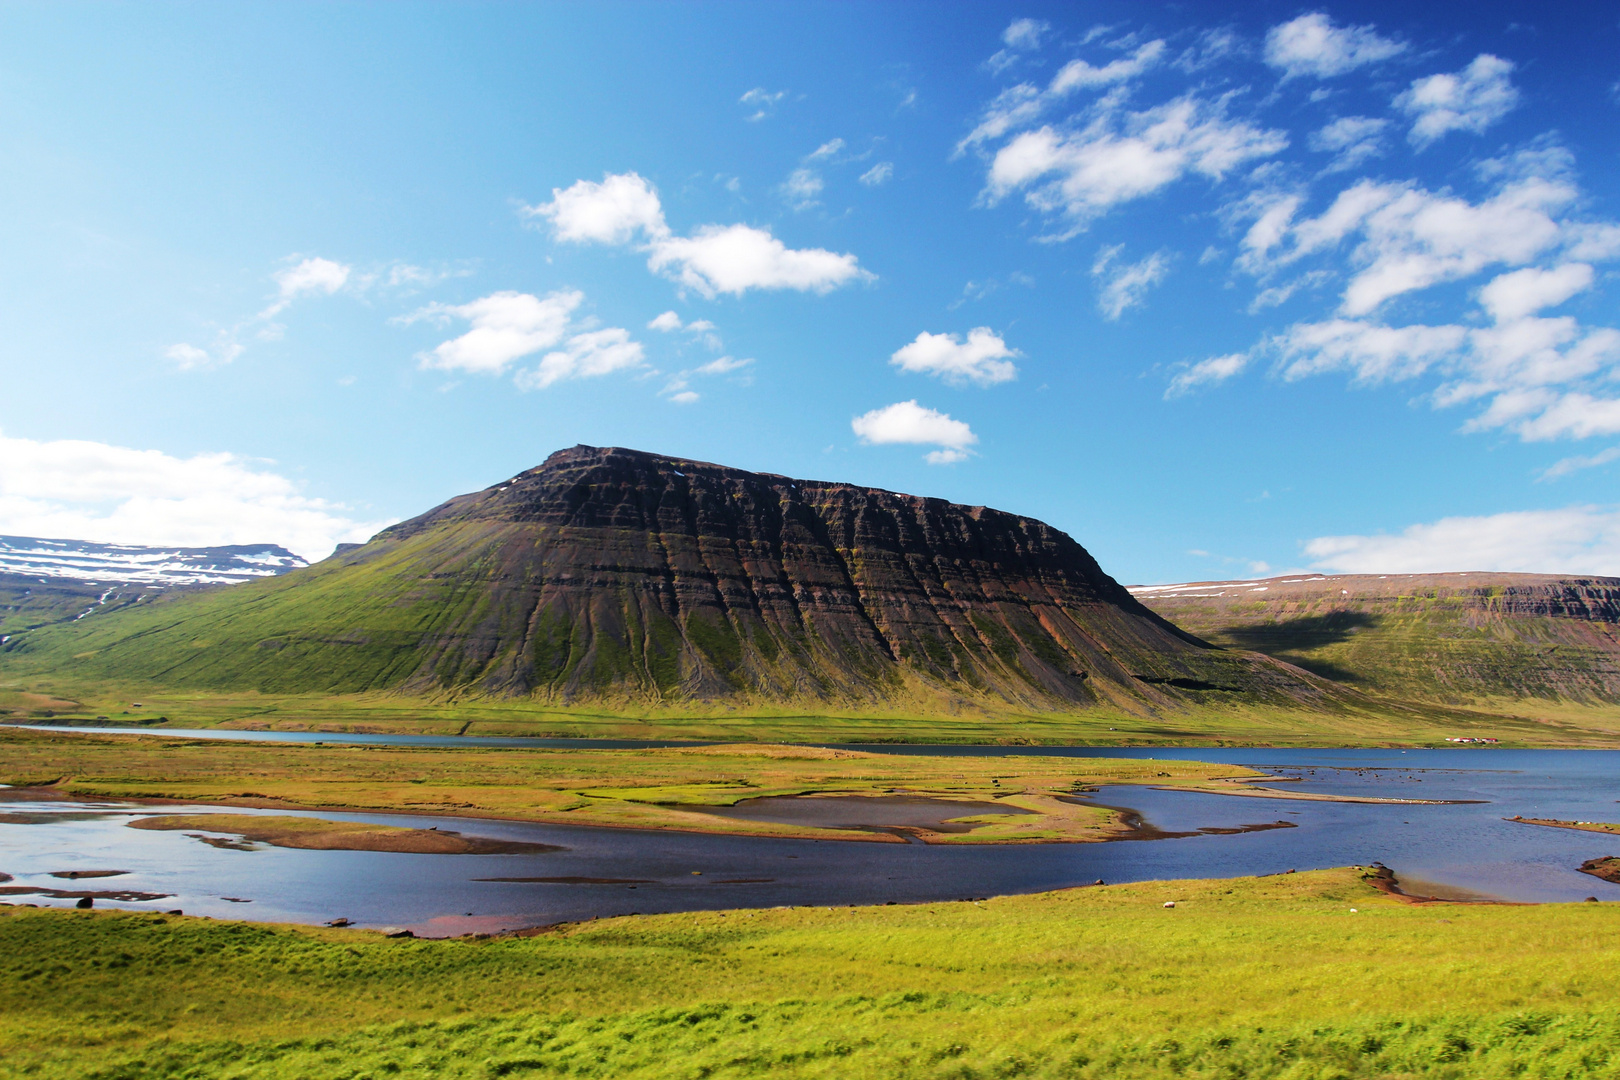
[2,1,1618,584]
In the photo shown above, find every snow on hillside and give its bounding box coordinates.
[0,535,308,585]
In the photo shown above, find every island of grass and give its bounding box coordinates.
[0,727,1435,844]
[3,867,1620,1079]
[1511,816,1620,836]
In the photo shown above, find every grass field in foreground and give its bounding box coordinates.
[0,728,1270,843]
[3,869,1620,1078]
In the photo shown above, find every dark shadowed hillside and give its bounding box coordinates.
[0,446,1343,716]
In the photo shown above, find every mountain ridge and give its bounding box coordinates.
[0,445,1343,716]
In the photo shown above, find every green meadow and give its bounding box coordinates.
[3,869,1620,1079]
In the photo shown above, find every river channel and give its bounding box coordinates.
[3,727,1618,934]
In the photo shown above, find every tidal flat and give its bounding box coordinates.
[4,868,1620,1079]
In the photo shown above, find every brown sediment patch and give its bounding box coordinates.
[473,876,653,885]
[0,886,171,902]
[690,794,1035,834]
[1509,816,1620,836]
[49,870,127,879]
[1578,856,1620,885]
[126,814,565,855]
[1360,864,1510,905]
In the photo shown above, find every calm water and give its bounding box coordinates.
[4,728,1619,934]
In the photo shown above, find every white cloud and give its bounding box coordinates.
[1539,446,1620,482]
[1002,17,1049,51]
[1263,13,1405,79]
[890,328,1019,387]
[526,172,669,244]
[646,310,721,348]
[1398,54,1519,148]
[1093,246,1170,319]
[1308,116,1388,172]
[781,167,824,210]
[1175,27,1245,73]
[1271,319,1468,383]
[1048,39,1167,95]
[740,87,786,121]
[410,290,582,375]
[647,224,870,297]
[807,138,845,161]
[0,429,386,560]
[668,390,700,405]
[648,310,683,332]
[852,400,978,464]
[694,355,752,376]
[1478,263,1594,323]
[1256,174,1577,316]
[985,96,1288,235]
[959,40,1167,154]
[1166,353,1249,397]
[859,162,894,186]
[272,257,350,302]
[169,254,353,370]
[516,327,646,391]
[1305,506,1620,575]
[531,171,870,298]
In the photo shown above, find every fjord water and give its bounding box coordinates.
[4,735,1618,934]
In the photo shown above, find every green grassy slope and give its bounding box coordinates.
[1135,574,1620,714]
[4,870,1620,1078]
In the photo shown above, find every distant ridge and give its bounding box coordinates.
[0,446,1344,715]
[1133,572,1620,705]
[0,534,307,586]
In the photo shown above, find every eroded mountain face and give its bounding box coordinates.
[4,446,1339,713]
[1133,573,1620,704]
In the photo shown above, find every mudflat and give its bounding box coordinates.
[126,813,562,855]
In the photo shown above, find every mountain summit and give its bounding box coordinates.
[3,446,1336,713]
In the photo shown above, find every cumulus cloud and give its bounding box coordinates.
[1093,246,1171,319]
[985,96,1287,236]
[0,429,386,560]
[1246,171,1577,316]
[526,173,670,244]
[514,327,646,391]
[1397,54,1519,148]
[1308,116,1388,172]
[1166,353,1249,398]
[646,224,869,297]
[529,171,870,297]
[807,138,845,161]
[852,400,979,464]
[1478,263,1594,323]
[890,328,1019,386]
[648,310,684,332]
[1002,17,1049,51]
[409,290,583,375]
[1305,506,1620,575]
[1271,319,1468,383]
[1263,12,1405,79]
[859,162,894,186]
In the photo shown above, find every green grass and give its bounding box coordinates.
[4,869,1620,1078]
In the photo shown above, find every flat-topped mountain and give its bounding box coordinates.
[0,446,1340,714]
[1132,572,1620,706]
